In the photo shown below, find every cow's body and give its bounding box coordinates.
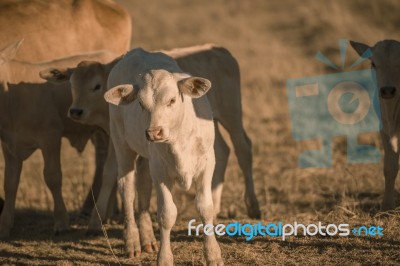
[104,48,223,265]
[0,43,117,238]
[0,0,131,61]
[351,40,400,210]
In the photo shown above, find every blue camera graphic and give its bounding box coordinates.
[286,40,382,168]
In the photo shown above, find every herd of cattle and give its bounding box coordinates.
[0,0,398,265]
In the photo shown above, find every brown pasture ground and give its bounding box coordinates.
[1,0,400,265]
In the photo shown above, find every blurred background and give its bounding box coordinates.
[0,0,399,265]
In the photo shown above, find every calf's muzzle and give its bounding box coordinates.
[380,86,396,99]
[146,126,165,141]
[69,108,84,119]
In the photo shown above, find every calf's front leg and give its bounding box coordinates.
[115,147,141,257]
[136,156,158,253]
[196,151,224,266]
[381,131,399,210]
[152,163,176,266]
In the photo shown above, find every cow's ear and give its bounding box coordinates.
[177,76,211,98]
[0,39,23,65]
[350,41,371,58]
[104,84,136,105]
[39,68,72,83]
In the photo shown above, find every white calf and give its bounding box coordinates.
[105,48,223,265]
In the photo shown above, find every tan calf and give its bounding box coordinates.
[0,41,117,238]
[0,0,132,218]
[351,40,400,210]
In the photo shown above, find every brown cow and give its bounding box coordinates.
[0,0,131,61]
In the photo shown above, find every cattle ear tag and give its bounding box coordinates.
[104,84,135,105]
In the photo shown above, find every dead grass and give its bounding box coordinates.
[1,0,400,265]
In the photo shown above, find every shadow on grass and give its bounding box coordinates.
[0,208,125,242]
[0,249,135,266]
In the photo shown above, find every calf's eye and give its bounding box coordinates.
[93,84,101,91]
[371,62,376,68]
[168,98,176,107]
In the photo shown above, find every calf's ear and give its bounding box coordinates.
[350,41,371,58]
[177,76,211,98]
[104,84,136,105]
[0,39,23,65]
[39,68,72,83]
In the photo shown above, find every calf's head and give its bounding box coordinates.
[40,60,112,126]
[105,69,211,143]
[351,40,400,151]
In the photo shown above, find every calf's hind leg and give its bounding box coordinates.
[87,141,118,234]
[81,130,109,216]
[219,118,261,219]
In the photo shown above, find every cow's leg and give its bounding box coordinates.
[41,138,69,234]
[136,156,158,253]
[81,130,109,216]
[87,141,118,234]
[196,151,223,266]
[0,144,23,239]
[212,121,230,217]
[219,118,260,219]
[152,164,176,266]
[381,131,399,210]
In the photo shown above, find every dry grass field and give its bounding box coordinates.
[1,0,400,265]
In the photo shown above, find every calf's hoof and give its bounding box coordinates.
[128,250,141,258]
[207,259,224,266]
[381,201,395,211]
[245,193,261,219]
[381,193,397,211]
[78,210,92,219]
[54,228,70,236]
[157,252,173,266]
[0,229,10,240]
[143,241,159,253]
[86,229,103,237]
